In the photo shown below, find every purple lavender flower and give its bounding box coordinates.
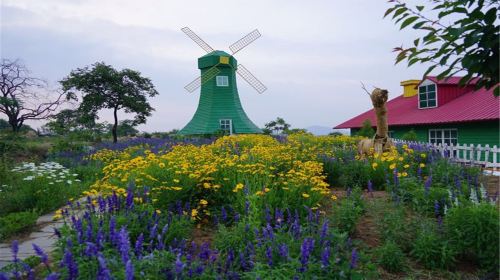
[424,176,432,197]
[0,273,8,280]
[299,238,314,272]
[135,233,144,258]
[278,243,289,260]
[265,206,271,224]
[434,200,440,217]
[265,246,273,266]
[54,228,62,239]
[32,243,49,268]
[320,220,329,241]
[84,242,97,257]
[45,273,60,280]
[417,167,422,181]
[321,246,330,268]
[109,216,116,244]
[350,248,358,269]
[12,240,19,261]
[118,227,131,263]
[97,253,111,279]
[221,206,227,222]
[367,180,374,197]
[125,260,134,280]
[62,249,78,279]
[245,200,250,215]
[12,240,20,279]
[175,254,185,275]
[126,188,134,210]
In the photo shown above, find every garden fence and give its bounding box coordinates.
[392,139,500,170]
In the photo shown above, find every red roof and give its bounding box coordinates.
[334,87,499,129]
[423,76,478,86]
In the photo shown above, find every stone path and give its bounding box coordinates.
[0,212,64,269]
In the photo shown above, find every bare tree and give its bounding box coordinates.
[0,59,65,132]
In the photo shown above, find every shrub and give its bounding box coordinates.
[411,223,456,269]
[377,206,414,251]
[375,241,406,272]
[445,203,499,271]
[356,119,375,138]
[0,211,38,241]
[401,129,418,141]
[330,188,364,234]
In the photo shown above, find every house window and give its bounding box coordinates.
[220,119,232,134]
[216,76,229,87]
[418,83,437,109]
[429,129,457,146]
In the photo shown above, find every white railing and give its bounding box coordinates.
[393,139,500,169]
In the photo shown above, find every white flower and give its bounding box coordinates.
[67,180,72,184]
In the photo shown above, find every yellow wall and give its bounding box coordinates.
[400,80,420,97]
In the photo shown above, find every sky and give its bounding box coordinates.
[0,0,434,132]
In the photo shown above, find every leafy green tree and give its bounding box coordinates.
[262,117,291,135]
[329,131,344,136]
[356,119,375,138]
[385,0,499,95]
[60,62,159,143]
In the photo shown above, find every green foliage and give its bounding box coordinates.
[0,211,38,241]
[262,117,291,135]
[375,241,406,272]
[356,119,375,138]
[0,161,85,216]
[330,188,364,234]
[60,62,159,143]
[411,223,456,269]
[338,160,372,188]
[385,0,499,96]
[401,129,418,141]
[377,206,414,252]
[445,203,499,271]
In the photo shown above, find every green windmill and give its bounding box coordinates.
[178,27,266,135]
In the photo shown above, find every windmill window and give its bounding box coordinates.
[418,83,437,109]
[216,76,229,87]
[220,119,232,134]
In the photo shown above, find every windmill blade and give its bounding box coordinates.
[236,64,267,94]
[184,65,221,93]
[181,27,215,53]
[229,29,261,55]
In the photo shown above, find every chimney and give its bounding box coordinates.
[400,80,420,97]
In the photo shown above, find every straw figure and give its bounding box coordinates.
[358,84,394,156]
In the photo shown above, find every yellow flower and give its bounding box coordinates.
[199,199,208,206]
[403,164,410,169]
[233,183,244,192]
[420,153,426,158]
[171,187,183,191]
[191,209,198,217]
[331,195,337,201]
[398,157,404,161]
[372,162,378,169]
[402,172,408,177]
[389,163,396,170]
[158,162,165,168]
[264,187,270,193]
[156,209,161,214]
[173,179,180,183]
[302,193,310,198]
[419,163,426,168]
[255,191,264,196]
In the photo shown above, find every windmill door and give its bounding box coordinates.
[220,119,233,135]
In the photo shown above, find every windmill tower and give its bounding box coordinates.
[178,27,266,135]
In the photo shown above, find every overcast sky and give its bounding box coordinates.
[1,0,434,132]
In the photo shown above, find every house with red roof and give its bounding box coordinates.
[335,77,499,147]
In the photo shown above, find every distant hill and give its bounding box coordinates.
[306,126,333,135]
[305,126,350,136]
